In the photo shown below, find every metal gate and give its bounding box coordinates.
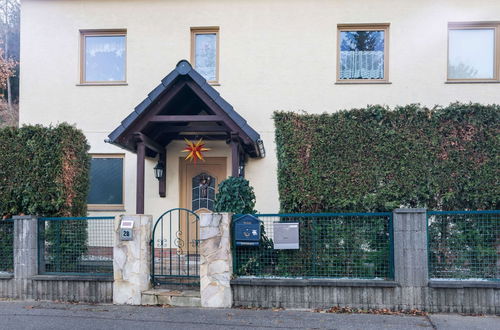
[151,208,200,286]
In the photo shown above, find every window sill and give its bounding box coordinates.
[88,204,125,212]
[76,83,128,86]
[335,81,392,85]
[208,82,220,86]
[88,209,125,212]
[445,80,500,84]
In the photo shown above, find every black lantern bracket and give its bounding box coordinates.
[155,153,166,197]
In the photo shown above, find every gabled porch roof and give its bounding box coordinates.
[107,60,264,158]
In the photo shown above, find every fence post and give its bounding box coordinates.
[393,209,428,310]
[199,212,233,308]
[113,214,152,305]
[13,215,38,300]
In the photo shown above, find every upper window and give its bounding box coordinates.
[80,30,126,84]
[191,27,219,84]
[448,23,499,82]
[337,24,390,83]
[88,154,124,210]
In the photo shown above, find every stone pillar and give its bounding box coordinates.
[113,214,152,305]
[199,213,233,308]
[13,215,38,300]
[393,208,428,309]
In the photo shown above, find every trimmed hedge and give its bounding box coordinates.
[0,124,90,272]
[0,124,90,217]
[274,103,499,213]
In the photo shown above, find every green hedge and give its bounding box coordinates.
[274,103,499,213]
[0,124,90,217]
[0,124,90,272]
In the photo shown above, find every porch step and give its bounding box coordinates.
[141,289,201,307]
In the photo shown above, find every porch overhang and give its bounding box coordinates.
[106,60,265,213]
[107,60,264,159]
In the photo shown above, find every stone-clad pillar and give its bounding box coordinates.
[113,214,152,305]
[393,208,428,309]
[13,215,38,300]
[199,213,233,308]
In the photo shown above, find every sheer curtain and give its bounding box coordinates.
[85,35,126,82]
[340,50,385,80]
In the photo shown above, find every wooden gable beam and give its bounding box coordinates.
[161,125,229,133]
[134,132,164,155]
[149,124,229,142]
[125,80,188,135]
[150,115,223,122]
[230,132,240,177]
[185,81,253,145]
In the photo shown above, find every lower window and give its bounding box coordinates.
[88,154,124,210]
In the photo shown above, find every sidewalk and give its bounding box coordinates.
[0,301,498,330]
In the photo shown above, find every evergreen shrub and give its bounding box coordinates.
[214,177,275,275]
[0,124,90,272]
[273,103,499,279]
[214,176,257,214]
[274,103,499,212]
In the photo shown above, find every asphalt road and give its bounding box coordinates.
[0,301,498,330]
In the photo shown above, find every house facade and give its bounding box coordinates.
[20,0,500,220]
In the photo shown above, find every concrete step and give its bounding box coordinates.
[141,289,201,307]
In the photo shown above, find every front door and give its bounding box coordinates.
[179,157,227,249]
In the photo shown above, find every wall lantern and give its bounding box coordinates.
[257,139,266,158]
[154,160,165,180]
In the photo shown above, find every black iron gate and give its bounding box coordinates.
[151,208,200,286]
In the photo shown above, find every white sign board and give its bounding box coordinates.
[120,220,134,229]
[273,223,299,249]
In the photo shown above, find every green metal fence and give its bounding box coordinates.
[0,219,14,273]
[428,210,500,280]
[38,217,114,276]
[233,213,394,280]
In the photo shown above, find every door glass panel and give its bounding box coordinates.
[192,173,216,211]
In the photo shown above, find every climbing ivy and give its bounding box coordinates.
[214,176,257,214]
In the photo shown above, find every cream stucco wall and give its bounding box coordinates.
[20,0,500,219]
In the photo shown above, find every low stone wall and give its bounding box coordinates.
[0,274,113,303]
[231,209,500,314]
[231,278,499,314]
[32,276,113,303]
[0,216,113,303]
[0,274,16,299]
[427,281,499,314]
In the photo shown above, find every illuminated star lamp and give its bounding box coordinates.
[182,138,211,164]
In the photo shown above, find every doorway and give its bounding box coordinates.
[179,157,227,248]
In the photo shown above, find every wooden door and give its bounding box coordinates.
[179,157,227,251]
